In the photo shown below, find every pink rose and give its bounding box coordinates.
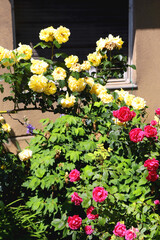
[69,169,80,182]
[113,110,119,118]
[67,215,82,230]
[113,107,136,122]
[125,229,137,240]
[86,206,99,220]
[144,125,157,138]
[84,225,94,235]
[92,186,108,202]
[71,192,83,206]
[144,158,159,171]
[154,199,160,205]
[129,128,145,143]
[146,171,159,182]
[155,108,160,115]
[113,222,126,237]
[150,120,158,126]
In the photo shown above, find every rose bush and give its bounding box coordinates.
[0,25,160,240]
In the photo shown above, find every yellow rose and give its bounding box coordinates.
[70,63,81,72]
[54,26,70,44]
[2,49,16,67]
[87,52,102,67]
[39,26,55,42]
[28,75,48,93]
[52,67,67,80]
[90,83,107,96]
[64,55,79,68]
[17,43,32,60]
[115,89,128,101]
[84,77,94,87]
[68,76,86,92]
[131,97,146,110]
[96,38,107,51]
[44,81,57,95]
[81,60,91,71]
[2,123,11,133]
[0,46,5,61]
[105,34,124,50]
[99,93,113,104]
[61,92,76,108]
[30,58,49,74]
[18,149,32,161]
[124,94,135,106]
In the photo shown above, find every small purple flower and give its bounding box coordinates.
[26,124,35,135]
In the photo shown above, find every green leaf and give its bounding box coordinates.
[35,168,46,178]
[34,42,52,49]
[52,218,65,231]
[128,64,136,70]
[53,40,61,49]
[83,165,94,178]
[55,52,68,58]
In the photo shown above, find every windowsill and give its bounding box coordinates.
[106,80,138,90]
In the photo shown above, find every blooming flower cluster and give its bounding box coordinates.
[68,169,108,235]
[144,158,159,182]
[129,124,158,143]
[0,43,32,67]
[115,89,146,110]
[39,25,70,44]
[113,222,138,240]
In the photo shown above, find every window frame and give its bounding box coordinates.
[106,0,137,90]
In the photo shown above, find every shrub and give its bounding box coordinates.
[0,25,159,239]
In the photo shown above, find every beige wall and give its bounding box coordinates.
[1,0,160,153]
[132,0,160,121]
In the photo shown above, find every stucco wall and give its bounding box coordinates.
[132,0,160,121]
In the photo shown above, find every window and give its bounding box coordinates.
[12,0,136,89]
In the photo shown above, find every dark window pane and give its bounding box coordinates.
[14,0,128,61]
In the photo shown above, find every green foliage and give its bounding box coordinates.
[22,102,160,239]
[0,26,159,240]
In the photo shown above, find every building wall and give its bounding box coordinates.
[0,0,160,153]
[132,0,160,121]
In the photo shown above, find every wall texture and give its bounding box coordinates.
[132,0,160,121]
